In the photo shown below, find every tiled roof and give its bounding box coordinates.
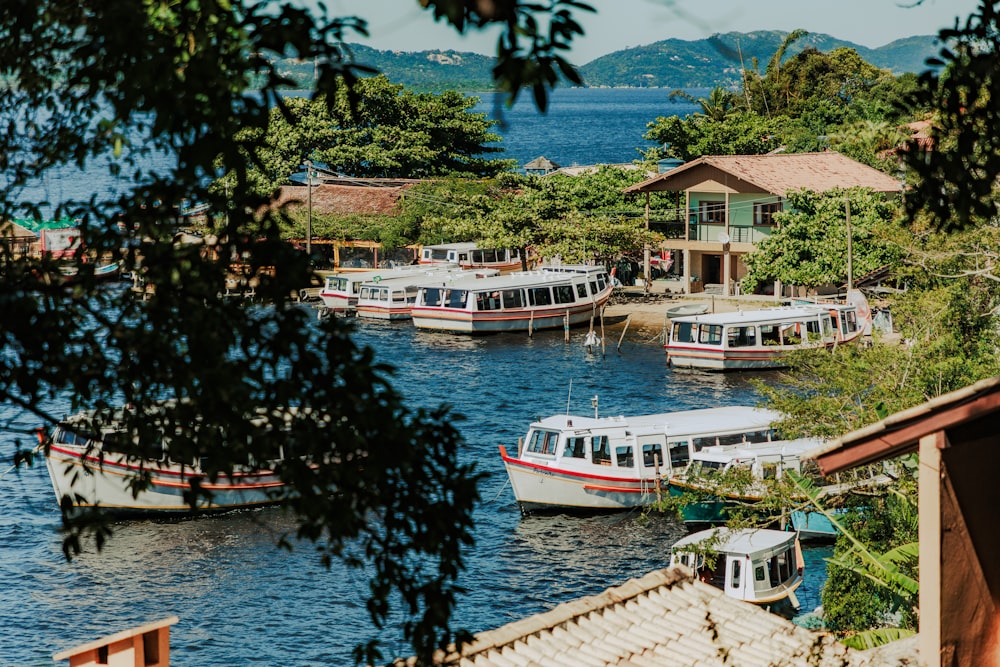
[274,182,415,216]
[624,152,904,196]
[393,567,878,667]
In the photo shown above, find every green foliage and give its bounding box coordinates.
[903,0,1000,231]
[238,76,515,194]
[741,188,903,292]
[644,111,784,161]
[0,1,598,663]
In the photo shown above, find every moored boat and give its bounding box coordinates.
[411,264,613,334]
[498,405,781,513]
[44,405,304,515]
[667,437,824,525]
[355,268,499,320]
[419,242,524,273]
[318,264,457,312]
[665,305,856,371]
[669,527,803,612]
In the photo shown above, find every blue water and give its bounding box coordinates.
[0,318,830,666]
[475,87,699,169]
[1,88,827,666]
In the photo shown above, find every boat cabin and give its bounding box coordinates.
[666,306,840,370]
[419,243,523,272]
[669,527,803,609]
[687,437,823,480]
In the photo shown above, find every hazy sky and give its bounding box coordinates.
[321,0,981,63]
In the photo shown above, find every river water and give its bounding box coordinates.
[2,88,830,665]
[1,316,831,666]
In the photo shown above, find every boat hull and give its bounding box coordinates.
[46,444,284,515]
[413,301,607,334]
[356,305,412,320]
[666,344,799,370]
[500,446,663,512]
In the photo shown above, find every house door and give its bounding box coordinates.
[703,255,722,284]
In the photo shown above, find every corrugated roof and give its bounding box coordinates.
[624,152,904,196]
[393,567,880,667]
[274,182,415,217]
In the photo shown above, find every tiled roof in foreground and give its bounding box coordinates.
[395,567,875,667]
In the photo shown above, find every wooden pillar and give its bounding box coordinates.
[643,192,651,292]
[683,249,692,295]
[919,430,945,667]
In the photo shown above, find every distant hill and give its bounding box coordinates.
[578,31,944,89]
[273,31,944,92]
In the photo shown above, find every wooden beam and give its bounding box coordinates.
[919,430,945,667]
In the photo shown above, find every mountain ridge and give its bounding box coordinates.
[273,30,944,92]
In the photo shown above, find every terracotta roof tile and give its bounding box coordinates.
[625,152,903,196]
[273,182,415,217]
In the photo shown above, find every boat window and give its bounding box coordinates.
[615,445,634,468]
[576,283,588,298]
[805,318,821,340]
[669,440,690,466]
[597,275,607,291]
[589,279,599,294]
[755,565,767,583]
[592,435,611,465]
[502,288,524,309]
[697,460,724,472]
[475,291,502,311]
[822,314,834,337]
[641,443,663,467]
[743,429,774,444]
[845,310,858,333]
[444,289,468,308]
[698,324,723,345]
[528,287,553,306]
[671,322,696,344]
[359,286,373,299]
[526,429,558,455]
[421,287,444,307]
[770,549,791,584]
[53,426,89,447]
[563,436,587,458]
[759,324,781,345]
[554,285,576,304]
[392,290,408,304]
[730,559,742,589]
[427,248,450,261]
[727,325,757,348]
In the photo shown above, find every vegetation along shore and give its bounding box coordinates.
[4,1,1000,664]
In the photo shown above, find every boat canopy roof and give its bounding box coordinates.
[530,406,779,437]
[669,306,830,326]
[418,267,603,292]
[671,527,797,562]
[423,242,477,252]
[691,437,824,463]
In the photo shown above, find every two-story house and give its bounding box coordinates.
[624,152,904,296]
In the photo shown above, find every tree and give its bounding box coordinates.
[241,76,515,194]
[741,188,903,293]
[0,1,593,664]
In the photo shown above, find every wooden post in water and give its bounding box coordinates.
[617,314,631,352]
[564,310,570,343]
[528,310,534,337]
[600,308,606,357]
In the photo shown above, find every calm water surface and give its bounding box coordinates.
[0,316,828,666]
[3,88,820,665]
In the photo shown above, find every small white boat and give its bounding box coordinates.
[669,527,803,611]
[411,265,613,334]
[665,303,709,318]
[419,242,524,273]
[499,405,781,513]
[665,305,859,371]
[44,405,307,515]
[318,264,457,312]
[355,268,500,320]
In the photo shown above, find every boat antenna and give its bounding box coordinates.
[566,379,573,415]
[592,394,599,419]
